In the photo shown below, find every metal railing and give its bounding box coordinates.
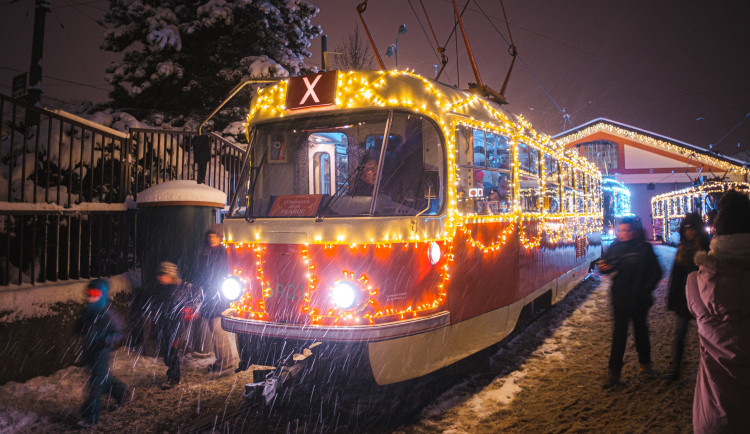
[1,94,247,285]
[0,209,137,286]
[127,129,246,204]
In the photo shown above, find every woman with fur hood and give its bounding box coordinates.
[686,190,750,433]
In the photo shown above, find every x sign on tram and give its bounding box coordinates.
[286,71,338,110]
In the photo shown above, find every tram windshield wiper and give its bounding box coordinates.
[315,162,367,222]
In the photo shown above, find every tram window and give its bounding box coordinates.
[519,173,541,213]
[473,130,486,167]
[544,183,560,213]
[561,162,572,188]
[373,112,444,216]
[544,154,559,185]
[486,133,510,170]
[563,187,575,214]
[455,126,473,166]
[236,111,392,218]
[518,143,539,175]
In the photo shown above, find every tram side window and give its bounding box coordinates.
[517,143,541,212]
[473,130,486,167]
[486,133,511,170]
[456,125,473,166]
[575,169,585,213]
[455,127,512,215]
[561,162,574,213]
[544,154,560,213]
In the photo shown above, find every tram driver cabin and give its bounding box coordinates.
[219,70,602,385]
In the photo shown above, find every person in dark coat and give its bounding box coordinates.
[665,212,709,380]
[599,216,662,387]
[154,261,201,389]
[73,278,127,428]
[194,224,237,373]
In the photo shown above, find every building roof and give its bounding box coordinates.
[554,118,748,175]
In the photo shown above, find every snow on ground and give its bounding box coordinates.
[399,244,695,433]
[0,245,696,433]
[0,271,138,323]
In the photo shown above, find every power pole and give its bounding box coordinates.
[27,0,51,109]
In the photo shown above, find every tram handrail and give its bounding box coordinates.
[199,77,283,135]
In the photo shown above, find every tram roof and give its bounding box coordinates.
[246,70,600,177]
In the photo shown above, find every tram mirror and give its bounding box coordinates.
[421,170,440,199]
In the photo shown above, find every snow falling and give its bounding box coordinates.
[0,245,697,432]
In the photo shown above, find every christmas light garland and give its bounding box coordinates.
[228,70,602,324]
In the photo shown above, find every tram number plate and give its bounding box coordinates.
[267,283,306,301]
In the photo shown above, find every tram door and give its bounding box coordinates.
[307,132,349,195]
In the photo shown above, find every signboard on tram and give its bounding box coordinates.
[286,71,337,110]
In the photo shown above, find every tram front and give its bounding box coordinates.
[220,71,451,385]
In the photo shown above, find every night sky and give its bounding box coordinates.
[1,0,748,156]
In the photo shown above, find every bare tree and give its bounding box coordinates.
[334,26,375,70]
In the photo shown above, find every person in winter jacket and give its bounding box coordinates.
[73,278,127,428]
[599,216,662,387]
[154,261,202,389]
[193,224,237,373]
[686,190,750,433]
[665,212,710,380]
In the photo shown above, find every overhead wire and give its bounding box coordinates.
[50,6,96,86]
[0,65,110,92]
[469,0,571,128]
[406,0,453,85]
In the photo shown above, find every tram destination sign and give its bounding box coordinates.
[286,71,337,110]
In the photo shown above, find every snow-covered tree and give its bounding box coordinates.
[101,0,322,119]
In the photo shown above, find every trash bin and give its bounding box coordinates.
[132,180,226,346]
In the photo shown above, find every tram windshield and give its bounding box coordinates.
[230,110,445,219]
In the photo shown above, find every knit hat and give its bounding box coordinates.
[207,223,223,238]
[86,278,110,310]
[159,261,179,279]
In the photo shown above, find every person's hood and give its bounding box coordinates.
[694,233,750,269]
[87,278,110,311]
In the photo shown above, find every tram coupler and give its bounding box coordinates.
[243,342,321,405]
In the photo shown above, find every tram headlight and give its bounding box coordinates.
[221,276,243,301]
[428,241,441,265]
[331,280,358,310]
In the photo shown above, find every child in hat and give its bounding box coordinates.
[154,261,202,389]
[73,278,127,428]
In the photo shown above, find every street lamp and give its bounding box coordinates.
[386,24,407,69]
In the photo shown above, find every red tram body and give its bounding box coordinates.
[220,70,602,385]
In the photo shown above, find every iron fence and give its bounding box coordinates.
[0,209,137,286]
[1,94,247,285]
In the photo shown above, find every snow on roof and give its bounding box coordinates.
[136,180,227,206]
[0,271,138,323]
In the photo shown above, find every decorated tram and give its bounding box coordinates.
[218,70,602,386]
[601,178,633,241]
[651,179,750,244]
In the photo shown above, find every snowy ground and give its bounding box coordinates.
[0,245,695,433]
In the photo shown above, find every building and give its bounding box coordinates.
[554,118,748,239]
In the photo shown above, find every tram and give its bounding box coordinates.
[219,70,602,386]
[601,178,633,241]
[651,179,750,244]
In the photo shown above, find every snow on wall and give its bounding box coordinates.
[135,180,226,205]
[0,270,138,323]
